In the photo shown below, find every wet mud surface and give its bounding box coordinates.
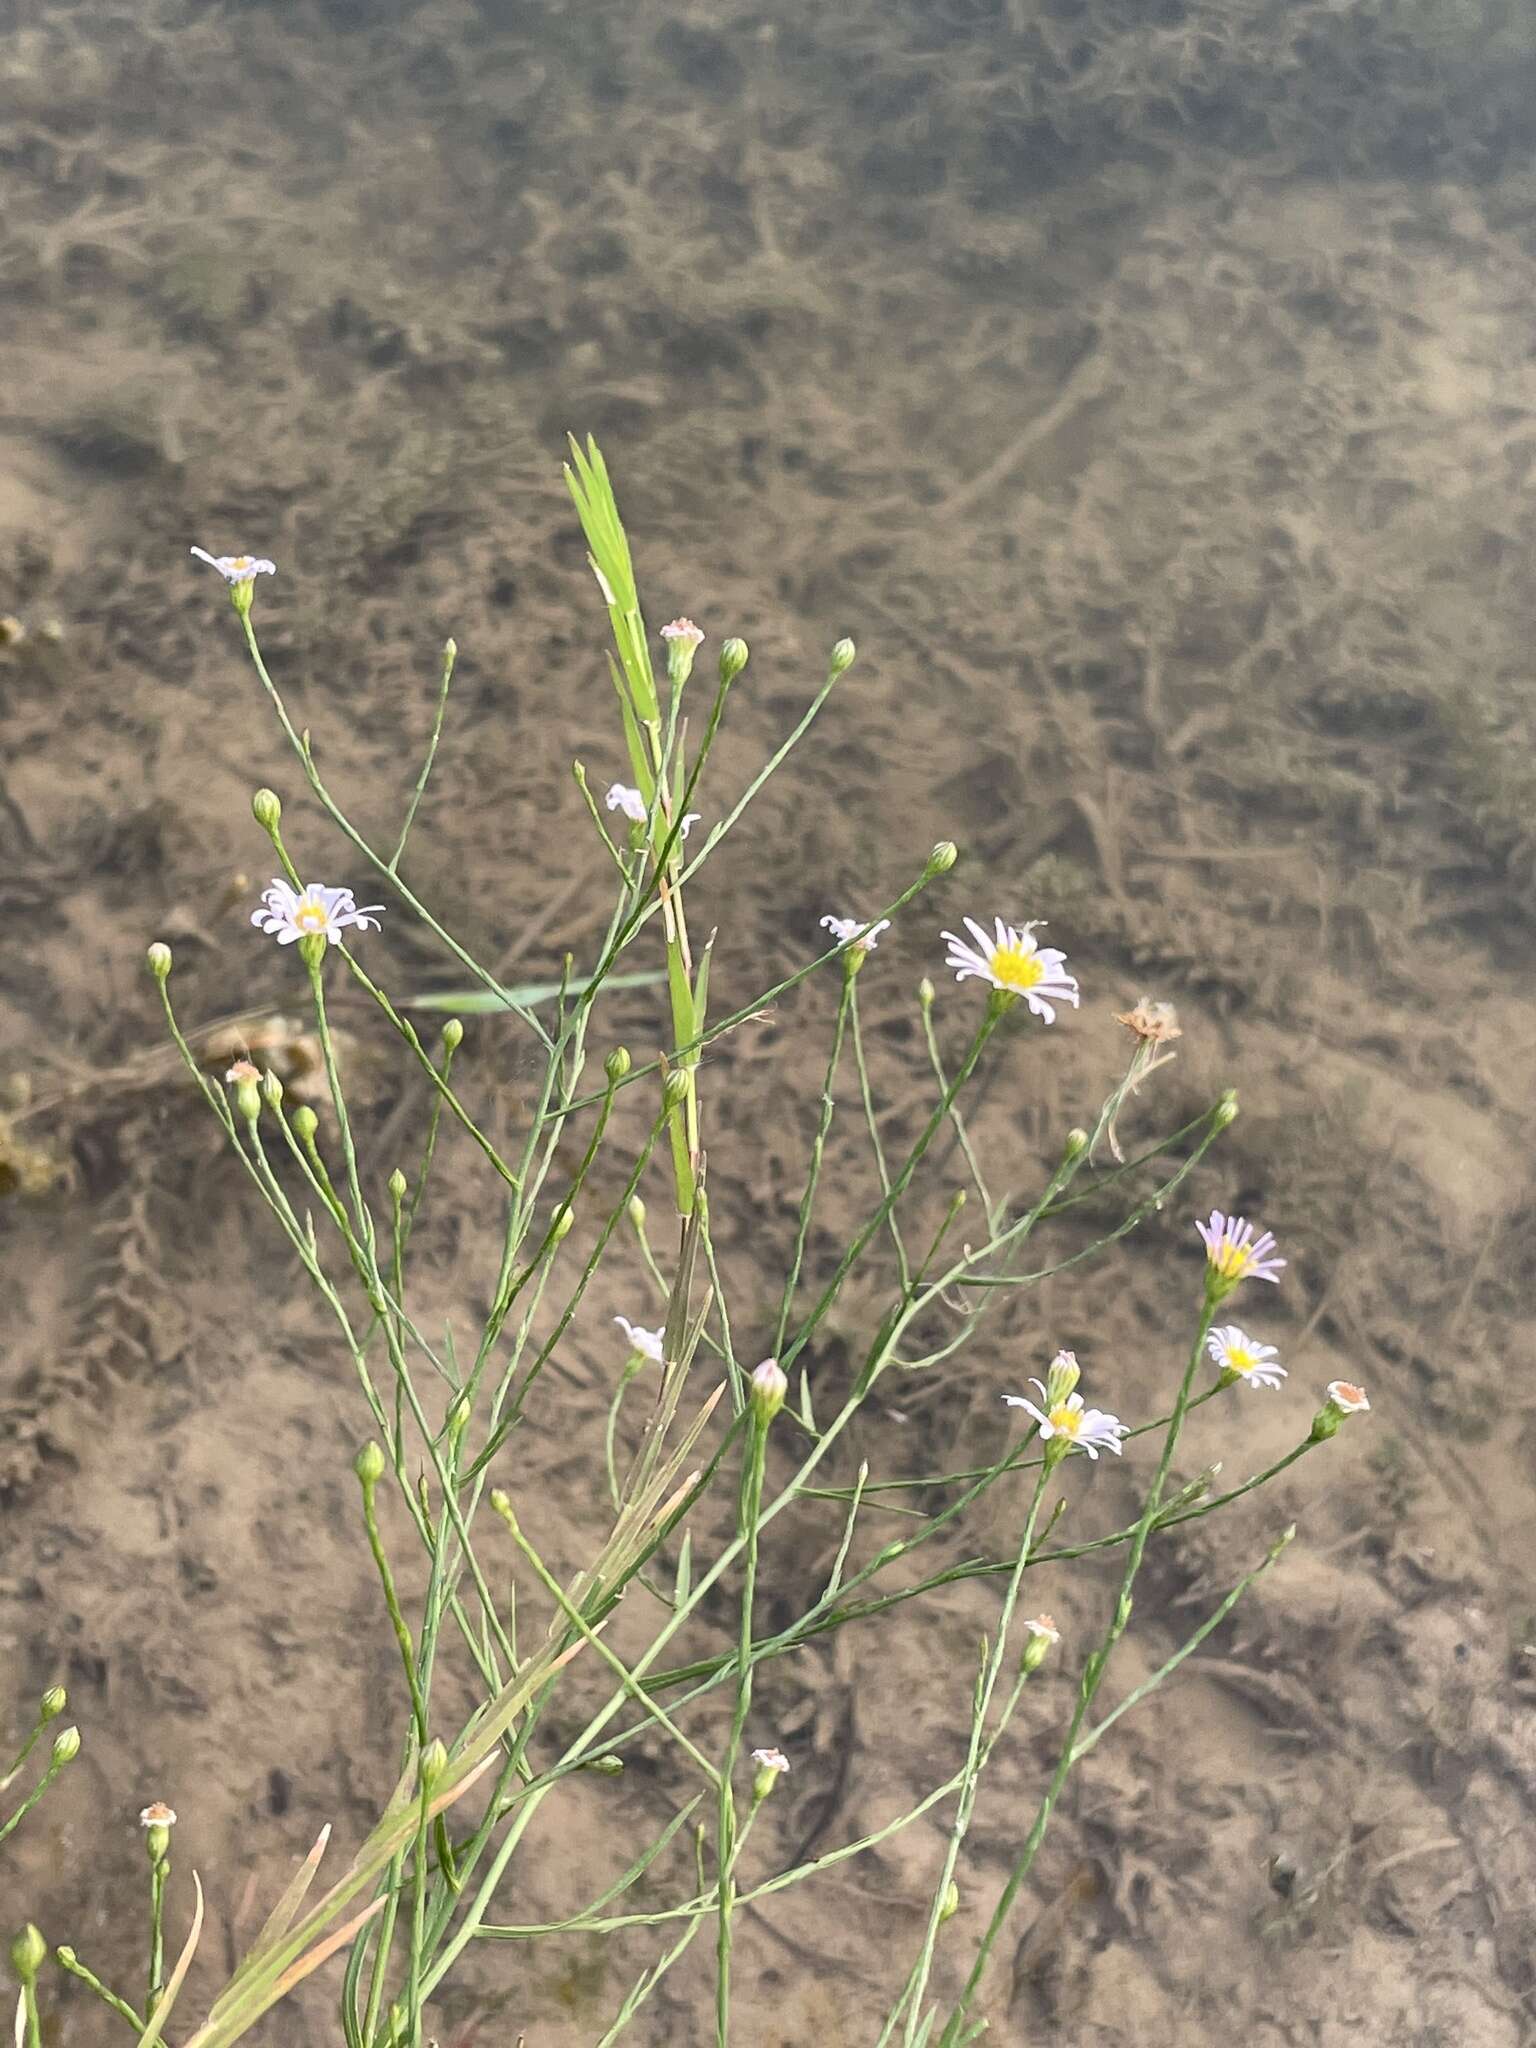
[3,1,1536,2041]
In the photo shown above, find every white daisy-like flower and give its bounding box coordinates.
[941,916,1080,1022]
[1002,1381,1127,1459]
[750,1747,789,1775]
[820,914,892,951]
[603,784,701,838]
[1206,1325,1287,1390]
[614,1316,665,1364]
[139,1802,177,1828]
[1326,1380,1370,1415]
[190,547,275,585]
[250,879,384,947]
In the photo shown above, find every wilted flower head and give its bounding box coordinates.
[1205,1325,1286,1391]
[1114,998,1182,1045]
[251,880,383,948]
[1003,1382,1127,1461]
[1326,1380,1370,1414]
[614,1316,665,1364]
[660,618,704,651]
[1024,1615,1060,1645]
[224,1058,260,1088]
[750,1747,789,1775]
[190,547,275,585]
[1196,1211,1285,1295]
[139,1802,177,1828]
[942,916,1080,1022]
[604,784,701,839]
[821,915,891,951]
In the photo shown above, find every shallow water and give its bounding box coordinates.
[3,1,1536,2042]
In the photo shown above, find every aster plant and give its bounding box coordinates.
[8,441,1372,2048]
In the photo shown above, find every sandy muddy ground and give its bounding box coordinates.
[3,1,1536,2042]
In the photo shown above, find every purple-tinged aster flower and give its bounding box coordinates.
[660,618,704,651]
[1326,1380,1370,1415]
[190,547,275,585]
[1206,1325,1286,1390]
[1003,1380,1127,1460]
[942,916,1080,1022]
[614,1316,665,1364]
[251,879,383,947]
[1196,1210,1285,1293]
[750,1746,789,1775]
[821,914,891,951]
[604,784,701,838]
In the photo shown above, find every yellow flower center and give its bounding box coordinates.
[1225,1346,1257,1375]
[295,901,330,932]
[229,556,254,574]
[1049,1403,1082,1437]
[990,942,1045,992]
[1211,1241,1251,1280]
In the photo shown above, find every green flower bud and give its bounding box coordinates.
[387,1168,408,1205]
[550,1205,576,1243]
[750,1357,787,1427]
[626,1194,647,1235]
[251,788,282,834]
[54,1947,77,1969]
[585,1755,624,1776]
[1020,1614,1059,1674]
[260,1068,284,1111]
[38,1686,65,1722]
[829,637,857,676]
[938,1881,961,1924]
[1062,1127,1089,1161]
[1043,1350,1080,1409]
[50,1725,80,1766]
[354,1441,387,1489]
[419,1740,448,1790]
[440,1019,464,1055]
[10,1924,46,1984]
[750,1746,789,1803]
[146,942,173,981]
[925,840,958,878]
[718,637,749,686]
[662,1069,691,1110]
[292,1105,319,1145]
[605,1046,632,1084]
[918,976,936,1009]
[1214,1090,1239,1129]
[661,617,704,687]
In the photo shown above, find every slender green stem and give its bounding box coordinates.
[714,1415,769,2045]
[54,1949,144,2033]
[772,974,853,1356]
[389,639,456,872]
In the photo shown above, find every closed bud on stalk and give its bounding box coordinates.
[663,1069,691,1110]
[354,1441,386,1489]
[440,1018,464,1055]
[419,1740,448,1790]
[719,637,749,686]
[10,1925,46,1984]
[292,1106,319,1145]
[388,1168,407,1205]
[550,1205,576,1243]
[605,1046,632,1083]
[925,840,958,878]
[1043,1350,1080,1409]
[626,1194,647,1234]
[1062,1127,1089,1160]
[260,1068,284,1111]
[251,788,282,834]
[38,1686,65,1722]
[1214,1090,1239,1128]
[829,637,856,675]
[918,976,936,1009]
[938,1881,961,1924]
[146,942,173,981]
[51,1725,80,1766]
[750,1357,787,1426]
[585,1755,624,1776]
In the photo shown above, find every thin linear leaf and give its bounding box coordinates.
[404,970,665,1014]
